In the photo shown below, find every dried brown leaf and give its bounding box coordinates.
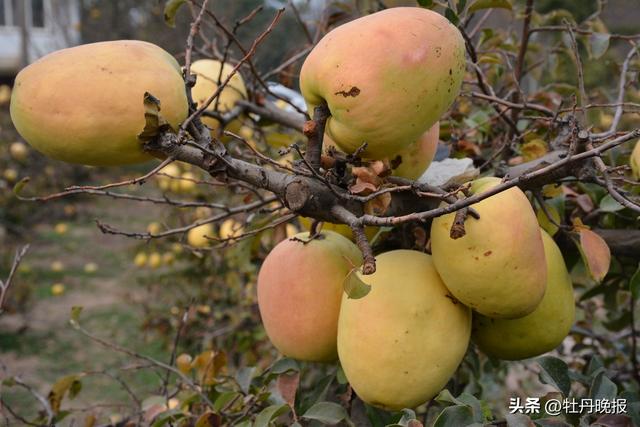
[277,372,300,407]
[576,227,611,282]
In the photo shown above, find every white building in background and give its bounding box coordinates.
[0,0,80,76]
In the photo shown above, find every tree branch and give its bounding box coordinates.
[0,245,29,315]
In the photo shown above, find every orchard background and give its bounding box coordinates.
[0,0,640,426]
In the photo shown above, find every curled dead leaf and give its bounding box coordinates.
[574,226,611,282]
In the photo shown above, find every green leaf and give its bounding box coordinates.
[586,355,605,377]
[270,358,299,374]
[457,0,468,14]
[628,401,640,427]
[151,409,186,427]
[365,404,397,426]
[416,0,434,7]
[599,194,624,212]
[163,0,186,28]
[630,264,640,302]
[532,418,571,426]
[300,374,334,411]
[536,202,561,236]
[432,405,475,427]
[456,393,485,423]
[589,32,610,59]
[302,402,350,425]
[253,404,290,427]
[236,367,256,394]
[435,389,464,406]
[468,0,512,14]
[336,365,348,385]
[12,177,30,196]
[397,408,418,426]
[344,269,371,299]
[537,356,571,396]
[213,391,240,412]
[590,372,617,400]
[435,391,484,422]
[603,310,632,332]
[504,414,535,427]
[444,8,460,25]
[384,409,419,427]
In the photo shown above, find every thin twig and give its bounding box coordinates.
[0,245,29,314]
[72,321,215,408]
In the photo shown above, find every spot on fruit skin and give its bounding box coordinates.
[334,86,361,97]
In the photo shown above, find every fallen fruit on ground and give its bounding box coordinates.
[54,223,69,235]
[50,261,64,272]
[133,252,148,268]
[51,283,66,296]
[10,40,188,166]
[148,252,162,269]
[472,229,575,360]
[162,252,175,266]
[83,263,98,274]
[257,231,362,362]
[338,250,471,410]
[3,168,17,182]
[8,142,28,161]
[300,7,465,158]
[190,59,247,137]
[187,223,214,248]
[431,177,547,318]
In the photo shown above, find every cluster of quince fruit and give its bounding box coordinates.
[259,185,575,411]
[255,7,577,411]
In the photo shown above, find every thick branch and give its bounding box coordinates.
[236,99,306,131]
[148,127,639,230]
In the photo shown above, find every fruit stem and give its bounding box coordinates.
[303,102,330,172]
[450,208,469,239]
